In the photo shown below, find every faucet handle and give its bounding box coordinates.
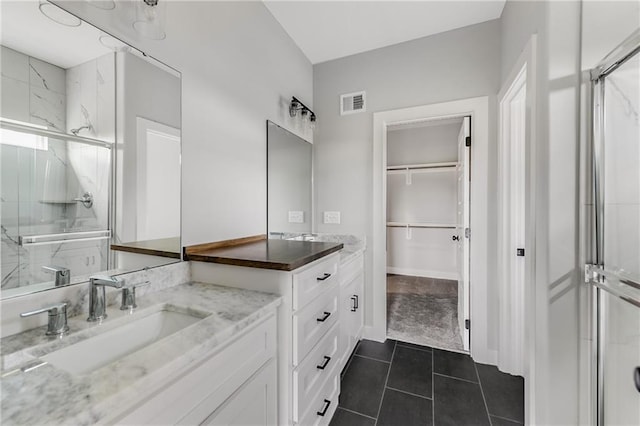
[41,265,70,286]
[120,281,150,311]
[21,303,69,336]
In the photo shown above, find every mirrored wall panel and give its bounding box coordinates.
[267,121,312,237]
[0,1,181,299]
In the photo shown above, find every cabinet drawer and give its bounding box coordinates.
[116,314,277,425]
[293,322,340,422]
[339,251,363,286]
[293,284,339,365]
[293,254,339,311]
[297,368,340,426]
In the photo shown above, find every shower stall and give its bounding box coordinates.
[0,120,112,296]
[587,30,640,426]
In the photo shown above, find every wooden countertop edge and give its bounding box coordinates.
[184,234,267,257]
[184,242,344,271]
[110,244,181,259]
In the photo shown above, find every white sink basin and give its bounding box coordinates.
[40,307,207,375]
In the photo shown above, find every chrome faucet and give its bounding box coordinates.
[42,265,70,287]
[88,275,123,322]
[21,303,69,336]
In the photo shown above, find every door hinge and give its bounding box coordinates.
[516,248,525,257]
[465,228,470,239]
[465,319,470,330]
[465,136,471,147]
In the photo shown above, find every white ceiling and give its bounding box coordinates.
[264,0,506,64]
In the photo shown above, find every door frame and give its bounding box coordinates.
[497,34,537,423]
[369,96,492,363]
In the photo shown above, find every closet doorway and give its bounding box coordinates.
[385,116,471,352]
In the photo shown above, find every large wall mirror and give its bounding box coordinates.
[0,1,181,299]
[267,121,312,237]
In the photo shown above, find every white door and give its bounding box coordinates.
[456,116,471,351]
[136,117,181,241]
[497,65,527,376]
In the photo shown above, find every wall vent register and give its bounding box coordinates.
[340,91,366,115]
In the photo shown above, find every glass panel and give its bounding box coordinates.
[603,291,640,425]
[603,51,640,280]
[1,130,110,293]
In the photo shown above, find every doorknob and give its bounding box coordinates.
[452,235,459,241]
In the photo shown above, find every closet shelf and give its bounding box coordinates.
[386,222,457,229]
[386,161,458,171]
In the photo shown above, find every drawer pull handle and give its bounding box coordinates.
[317,356,331,370]
[317,399,331,416]
[317,273,332,281]
[317,311,331,322]
[354,294,359,309]
[351,296,357,312]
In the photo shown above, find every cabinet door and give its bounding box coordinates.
[339,272,364,368]
[200,360,277,426]
[351,273,364,340]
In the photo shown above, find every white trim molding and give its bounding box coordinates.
[372,96,492,363]
[497,34,537,426]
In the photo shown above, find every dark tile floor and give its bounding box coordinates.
[331,339,524,426]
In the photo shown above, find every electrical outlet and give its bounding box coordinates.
[288,211,304,223]
[323,211,341,224]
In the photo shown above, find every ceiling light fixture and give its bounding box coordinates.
[98,34,130,51]
[133,0,167,40]
[39,0,81,27]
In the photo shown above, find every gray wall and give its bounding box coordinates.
[313,19,501,330]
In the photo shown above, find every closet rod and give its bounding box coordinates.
[386,161,458,171]
[386,222,456,229]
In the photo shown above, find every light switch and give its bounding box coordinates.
[323,211,341,224]
[288,211,304,223]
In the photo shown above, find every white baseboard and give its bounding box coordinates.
[386,267,458,281]
[362,325,386,343]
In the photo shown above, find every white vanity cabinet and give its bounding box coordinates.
[114,314,278,426]
[338,252,364,370]
[191,251,342,426]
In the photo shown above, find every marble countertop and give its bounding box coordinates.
[278,233,365,265]
[0,282,281,425]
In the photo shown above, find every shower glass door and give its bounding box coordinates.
[589,31,640,426]
[1,122,111,296]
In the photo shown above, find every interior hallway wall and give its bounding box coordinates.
[52,0,313,247]
[313,20,500,348]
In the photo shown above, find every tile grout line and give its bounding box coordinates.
[385,386,433,401]
[489,413,525,425]
[373,340,397,426]
[473,360,493,426]
[432,349,435,426]
[337,406,378,421]
[432,372,479,385]
[353,353,391,364]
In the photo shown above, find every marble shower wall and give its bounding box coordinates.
[65,53,115,233]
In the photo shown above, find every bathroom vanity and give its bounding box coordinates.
[186,235,364,426]
[0,264,281,425]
